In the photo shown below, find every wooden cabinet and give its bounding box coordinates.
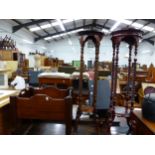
[0,90,19,134]
[130,109,155,135]
[0,50,18,61]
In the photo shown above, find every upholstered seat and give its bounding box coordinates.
[89,79,111,110]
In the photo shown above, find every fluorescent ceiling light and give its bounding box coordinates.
[57,19,66,31]
[114,19,132,25]
[41,24,51,29]
[110,21,121,32]
[29,19,81,32]
[23,39,33,44]
[44,37,52,40]
[131,22,143,29]
[63,19,74,23]
[121,19,132,25]
[30,27,41,32]
[44,28,84,40]
[142,26,154,32]
[102,28,110,33]
[51,19,73,26]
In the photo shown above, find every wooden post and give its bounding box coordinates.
[79,43,84,110]
[110,43,116,109]
[92,44,100,112]
[127,44,133,95]
[110,29,143,126]
[131,43,138,111]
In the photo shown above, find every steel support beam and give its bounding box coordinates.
[12,19,53,33]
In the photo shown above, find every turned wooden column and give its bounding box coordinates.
[131,43,138,111]
[92,42,100,112]
[79,37,85,109]
[114,43,120,97]
[110,43,116,110]
[127,44,133,95]
[110,37,121,109]
[110,29,143,115]
[78,31,104,112]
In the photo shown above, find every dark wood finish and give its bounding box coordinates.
[78,30,104,112]
[19,86,71,99]
[130,109,155,134]
[0,104,12,134]
[73,90,89,105]
[10,95,73,135]
[34,87,70,98]
[11,86,75,134]
[38,77,72,88]
[110,29,143,131]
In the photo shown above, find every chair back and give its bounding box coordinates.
[89,79,110,110]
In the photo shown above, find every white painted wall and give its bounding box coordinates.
[0,19,48,58]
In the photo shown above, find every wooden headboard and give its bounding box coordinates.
[10,95,73,134]
[34,86,70,98]
[19,86,71,98]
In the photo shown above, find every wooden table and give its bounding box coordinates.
[0,89,19,134]
[130,108,155,134]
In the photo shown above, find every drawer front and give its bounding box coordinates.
[130,113,153,135]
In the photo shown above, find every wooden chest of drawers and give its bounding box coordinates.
[130,109,155,135]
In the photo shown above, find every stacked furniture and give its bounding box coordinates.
[58,66,76,74]
[44,57,64,68]
[0,35,17,61]
[38,72,72,88]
